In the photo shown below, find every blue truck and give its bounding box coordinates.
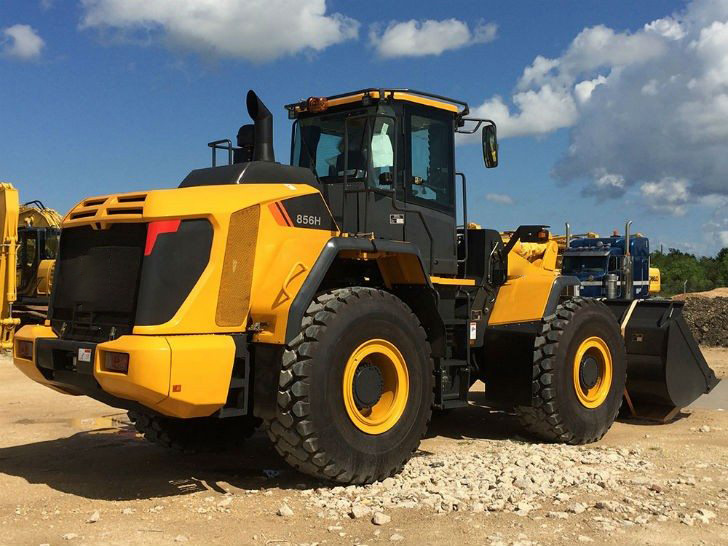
[561,223,658,299]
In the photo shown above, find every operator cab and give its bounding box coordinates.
[17,226,60,301]
[188,88,499,277]
[287,89,498,275]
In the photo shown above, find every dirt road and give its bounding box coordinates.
[0,351,726,546]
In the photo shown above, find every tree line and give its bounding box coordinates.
[651,248,728,296]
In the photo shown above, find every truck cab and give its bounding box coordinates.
[562,235,650,298]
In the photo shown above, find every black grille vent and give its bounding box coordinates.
[50,223,146,342]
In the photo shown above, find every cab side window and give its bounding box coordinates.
[369,117,395,189]
[407,113,453,208]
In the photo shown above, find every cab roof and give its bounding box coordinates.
[285,88,469,118]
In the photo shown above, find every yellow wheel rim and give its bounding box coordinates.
[572,336,613,409]
[343,339,409,435]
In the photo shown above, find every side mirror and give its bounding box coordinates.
[482,124,498,168]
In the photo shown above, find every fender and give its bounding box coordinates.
[543,275,580,318]
[285,237,444,350]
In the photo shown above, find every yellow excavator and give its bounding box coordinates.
[11,89,719,484]
[0,183,62,348]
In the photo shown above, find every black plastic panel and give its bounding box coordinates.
[179,161,319,189]
[280,193,338,231]
[135,219,213,326]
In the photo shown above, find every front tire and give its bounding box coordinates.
[266,287,434,484]
[516,297,627,444]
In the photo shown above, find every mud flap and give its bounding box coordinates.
[603,299,720,420]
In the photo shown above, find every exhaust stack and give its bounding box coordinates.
[623,220,633,300]
[564,222,571,249]
[246,90,275,162]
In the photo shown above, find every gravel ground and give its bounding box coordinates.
[0,352,726,546]
[681,295,728,347]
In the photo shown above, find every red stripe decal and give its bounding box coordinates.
[277,201,293,226]
[268,202,288,226]
[145,219,181,256]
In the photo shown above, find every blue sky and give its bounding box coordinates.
[2,0,727,255]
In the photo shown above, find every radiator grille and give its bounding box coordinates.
[216,205,260,327]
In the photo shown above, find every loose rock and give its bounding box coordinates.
[372,512,391,525]
[277,504,294,517]
[350,504,371,519]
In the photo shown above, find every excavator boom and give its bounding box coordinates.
[0,184,20,349]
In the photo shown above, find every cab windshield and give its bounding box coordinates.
[562,256,608,275]
[292,110,395,189]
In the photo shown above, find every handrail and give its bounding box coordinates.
[207,139,234,167]
[456,172,468,276]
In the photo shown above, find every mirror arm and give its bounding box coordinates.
[455,118,496,135]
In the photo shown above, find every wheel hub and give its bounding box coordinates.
[572,336,613,409]
[342,339,410,435]
[579,356,600,389]
[353,362,384,409]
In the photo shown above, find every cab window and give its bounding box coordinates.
[407,113,453,209]
[44,232,59,260]
[369,117,395,189]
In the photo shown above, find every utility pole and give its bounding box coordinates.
[683,280,688,295]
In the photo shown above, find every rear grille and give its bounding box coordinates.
[216,206,260,327]
[67,194,148,224]
[50,223,146,342]
[107,207,144,216]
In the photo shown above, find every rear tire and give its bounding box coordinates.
[266,287,434,484]
[516,297,627,444]
[128,411,260,453]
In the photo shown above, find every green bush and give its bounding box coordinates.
[651,248,728,296]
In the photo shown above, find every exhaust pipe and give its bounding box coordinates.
[623,220,633,300]
[564,222,571,248]
[246,90,275,162]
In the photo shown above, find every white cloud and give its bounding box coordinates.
[574,75,606,103]
[485,193,514,205]
[645,16,686,40]
[471,84,577,138]
[1,24,45,60]
[640,178,691,216]
[79,0,359,62]
[702,198,728,249]
[470,24,665,139]
[468,0,728,221]
[582,170,626,200]
[369,19,497,58]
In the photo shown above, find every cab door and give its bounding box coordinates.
[361,114,405,242]
[402,105,457,275]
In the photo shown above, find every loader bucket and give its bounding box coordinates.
[603,299,720,420]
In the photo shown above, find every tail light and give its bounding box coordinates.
[15,340,33,360]
[103,351,129,374]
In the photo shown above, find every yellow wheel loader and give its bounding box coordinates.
[12,89,719,483]
[0,184,62,348]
